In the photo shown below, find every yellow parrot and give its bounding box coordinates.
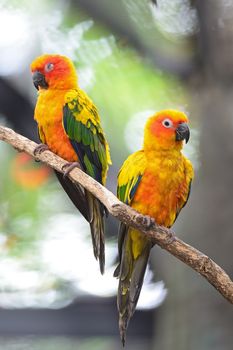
[114,109,194,345]
[31,54,111,274]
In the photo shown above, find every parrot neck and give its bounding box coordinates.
[144,145,183,163]
[144,139,183,154]
[143,127,184,153]
[49,76,78,90]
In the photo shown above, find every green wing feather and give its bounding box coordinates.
[114,150,146,277]
[115,150,148,345]
[63,89,111,185]
[62,89,111,274]
[117,150,146,205]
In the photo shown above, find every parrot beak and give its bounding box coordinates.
[32,71,48,90]
[175,123,190,143]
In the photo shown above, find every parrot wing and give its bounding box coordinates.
[115,150,146,272]
[63,89,110,185]
[117,151,145,205]
[61,89,111,274]
[114,151,151,345]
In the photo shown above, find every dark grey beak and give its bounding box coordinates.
[32,71,48,90]
[175,123,190,143]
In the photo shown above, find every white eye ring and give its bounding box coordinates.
[45,63,54,72]
[162,118,173,128]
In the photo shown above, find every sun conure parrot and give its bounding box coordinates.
[30,54,111,274]
[114,109,194,345]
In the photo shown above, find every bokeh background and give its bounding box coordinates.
[0,0,232,349]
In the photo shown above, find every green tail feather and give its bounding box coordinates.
[87,191,105,274]
[116,228,151,345]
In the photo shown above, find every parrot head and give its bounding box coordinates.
[144,109,190,150]
[30,54,78,90]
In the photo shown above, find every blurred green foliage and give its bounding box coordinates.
[0,144,53,257]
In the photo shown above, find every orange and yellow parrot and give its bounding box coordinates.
[114,110,194,345]
[30,54,111,274]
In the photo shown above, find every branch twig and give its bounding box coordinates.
[0,125,232,304]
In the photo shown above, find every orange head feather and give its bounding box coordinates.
[30,54,78,90]
[144,109,190,151]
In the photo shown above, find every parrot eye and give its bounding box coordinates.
[45,63,54,72]
[162,118,173,128]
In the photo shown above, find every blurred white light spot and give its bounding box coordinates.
[78,67,95,91]
[40,213,118,297]
[0,233,7,246]
[0,9,33,75]
[38,13,114,64]
[137,280,167,309]
[150,0,198,37]
[78,266,117,297]
[39,14,93,59]
[137,266,167,309]
[0,259,41,290]
[124,110,155,152]
[41,214,94,280]
[80,261,167,309]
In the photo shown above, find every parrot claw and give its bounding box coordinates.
[62,162,81,178]
[136,214,155,230]
[33,143,49,156]
[33,144,49,162]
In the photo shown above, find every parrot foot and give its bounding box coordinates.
[33,144,49,162]
[136,214,155,230]
[34,143,49,156]
[62,162,81,177]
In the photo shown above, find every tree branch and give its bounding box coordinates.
[0,125,232,304]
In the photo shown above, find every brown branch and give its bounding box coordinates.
[0,125,232,304]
